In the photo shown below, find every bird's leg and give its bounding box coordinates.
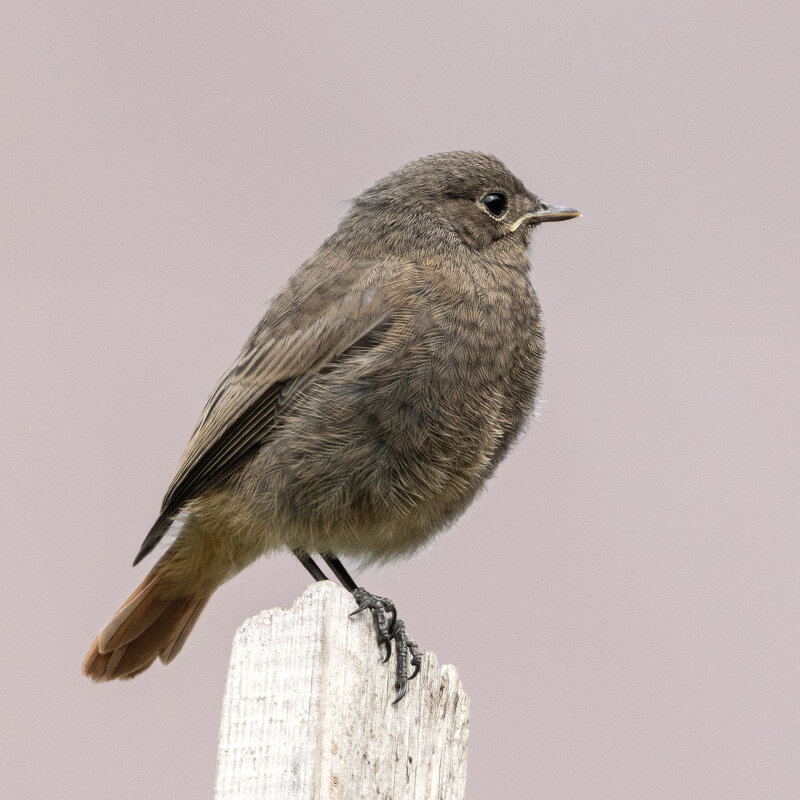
[320,553,358,591]
[322,553,394,628]
[322,553,420,704]
[293,548,329,582]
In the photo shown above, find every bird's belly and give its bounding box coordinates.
[238,325,537,559]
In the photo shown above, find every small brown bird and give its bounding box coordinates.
[83,151,579,701]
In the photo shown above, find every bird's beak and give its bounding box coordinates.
[509,203,581,232]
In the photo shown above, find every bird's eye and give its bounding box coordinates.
[481,193,508,218]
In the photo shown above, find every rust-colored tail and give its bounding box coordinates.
[82,556,211,682]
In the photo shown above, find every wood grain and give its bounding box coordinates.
[215,581,470,799]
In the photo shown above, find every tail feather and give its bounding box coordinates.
[83,557,211,682]
[97,571,169,653]
[120,655,159,680]
[160,596,210,664]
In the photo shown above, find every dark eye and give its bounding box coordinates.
[481,193,508,218]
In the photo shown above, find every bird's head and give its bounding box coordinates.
[339,151,579,259]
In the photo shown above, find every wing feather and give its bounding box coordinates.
[132,285,389,565]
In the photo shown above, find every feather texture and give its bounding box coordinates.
[82,554,211,682]
[133,286,390,564]
[84,152,573,682]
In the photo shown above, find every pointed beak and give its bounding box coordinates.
[509,203,581,231]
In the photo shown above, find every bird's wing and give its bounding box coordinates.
[133,284,389,565]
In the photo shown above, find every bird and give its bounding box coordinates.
[82,151,579,702]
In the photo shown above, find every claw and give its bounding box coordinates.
[380,640,392,663]
[392,683,408,705]
[348,587,421,704]
[407,638,422,681]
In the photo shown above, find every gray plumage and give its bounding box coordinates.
[83,151,578,682]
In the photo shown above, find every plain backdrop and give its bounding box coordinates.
[2,3,798,798]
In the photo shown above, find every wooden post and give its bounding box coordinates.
[214,581,470,799]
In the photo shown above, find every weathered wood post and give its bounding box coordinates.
[214,581,470,799]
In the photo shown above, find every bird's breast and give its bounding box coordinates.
[240,263,544,557]
[360,263,544,476]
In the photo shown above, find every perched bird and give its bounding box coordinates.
[83,151,579,701]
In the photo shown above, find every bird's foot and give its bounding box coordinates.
[350,587,422,704]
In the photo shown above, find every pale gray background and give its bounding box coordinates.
[2,2,798,798]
